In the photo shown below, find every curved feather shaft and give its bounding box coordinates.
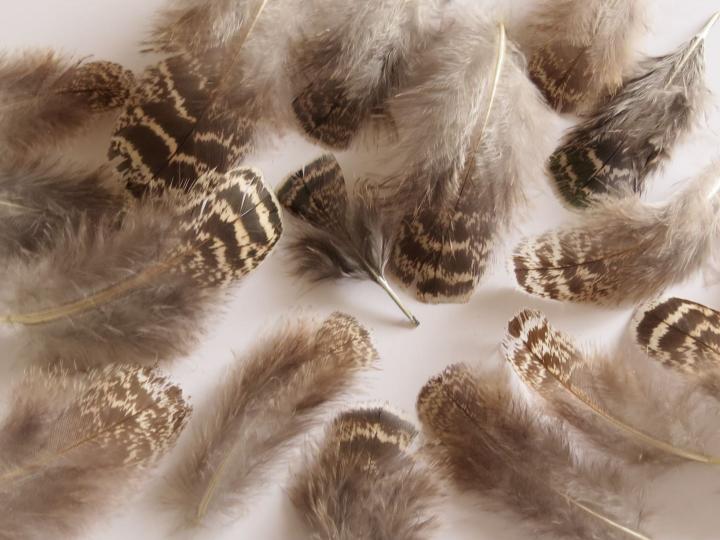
[666,10,720,88]
[565,497,650,540]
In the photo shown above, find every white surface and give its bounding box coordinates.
[2,1,720,539]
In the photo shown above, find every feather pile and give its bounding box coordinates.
[0,365,190,540]
[110,0,300,197]
[0,50,134,158]
[288,0,439,149]
[549,11,716,208]
[521,0,645,114]
[387,13,550,304]
[0,167,282,369]
[503,309,719,466]
[513,163,720,306]
[278,155,419,326]
[164,312,377,530]
[291,405,439,540]
[635,297,720,398]
[417,364,649,540]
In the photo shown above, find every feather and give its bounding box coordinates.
[164,312,378,530]
[288,0,438,149]
[513,163,720,305]
[417,364,649,540]
[0,50,134,156]
[635,297,720,397]
[0,364,190,540]
[278,155,419,326]
[110,0,297,197]
[0,167,282,369]
[387,16,551,304]
[291,405,439,540]
[0,158,124,261]
[504,309,720,465]
[549,11,717,208]
[521,0,645,113]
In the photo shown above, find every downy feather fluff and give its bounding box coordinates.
[288,0,439,149]
[111,0,300,196]
[0,158,124,261]
[387,13,551,304]
[164,313,378,530]
[291,405,439,540]
[635,297,720,398]
[550,12,716,208]
[521,0,645,113]
[0,365,190,540]
[418,364,649,540]
[504,309,719,466]
[513,163,720,305]
[278,155,419,326]
[0,168,282,369]
[0,50,134,156]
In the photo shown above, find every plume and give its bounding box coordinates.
[387,15,551,304]
[513,163,720,305]
[549,11,717,208]
[0,168,282,369]
[110,0,298,197]
[278,155,419,326]
[0,50,134,156]
[291,405,439,540]
[635,297,720,397]
[288,0,438,149]
[164,313,378,530]
[0,159,124,261]
[521,0,645,113]
[504,309,720,465]
[0,364,190,540]
[417,364,649,540]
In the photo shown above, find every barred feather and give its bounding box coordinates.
[387,14,551,304]
[549,13,714,207]
[0,365,190,540]
[279,155,418,326]
[0,50,134,156]
[0,168,282,369]
[291,406,439,540]
[165,313,377,530]
[418,364,649,540]
[504,309,719,465]
[521,0,645,113]
[513,164,720,305]
[635,297,720,398]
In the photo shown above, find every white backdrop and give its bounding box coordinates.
[2,1,720,538]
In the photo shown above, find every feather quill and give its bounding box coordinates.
[504,309,720,465]
[513,163,720,305]
[0,365,190,540]
[0,167,282,369]
[291,405,439,540]
[418,364,649,540]
[549,12,717,208]
[635,297,720,398]
[387,15,550,304]
[288,0,438,149]
[110,0,298,196]
[0,50,134,156]
[164,313,377,530]
[521,0,645,113]
[278,155,419,326]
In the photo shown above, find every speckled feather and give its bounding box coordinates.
[513,165,720,305]
[291,406,439,540]
[550,35,708,208]
[417,364,648,540]
[521,0,645,113]
[165,313,377,530]
[0,365,190,540]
